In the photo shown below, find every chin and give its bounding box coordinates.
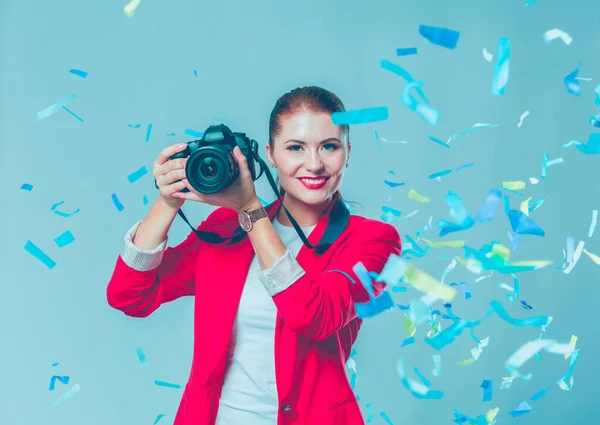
[292,190,335,206]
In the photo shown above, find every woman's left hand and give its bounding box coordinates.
[173,146,259,212]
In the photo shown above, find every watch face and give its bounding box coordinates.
[238,211,252,231]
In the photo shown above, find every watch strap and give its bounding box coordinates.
[248,206,268,222]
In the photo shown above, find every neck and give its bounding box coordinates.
[276,194,336,227]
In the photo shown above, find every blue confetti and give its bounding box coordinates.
[184,128,204,138]
[153,414,165,425]
[20,183,33,191]
[530,388,549,400]
[69,69,88,78]
[428,169,453,179]
[491,37,510,96]
[401,81,440,126]
[401,337,416,347]
[507,210,546,236]
[576,133,600,155]
[413,367,431,387]
[127,123,141,128]
[564,65,581,96]
[380,59,429,102]
[380,411,395,425]
[35,93,77,121]
[143,195,149,205]
[49,375,70,391]
[24,240,56,269]
[136,347,148,366]
[509,401,532,417]
[127,166,148,183]
[480,379,492,401]
[154,380,181,389]
[111,193,124,211]
[332,106,389,125]
[62,106,84,122]
[454,162,474,172]
[383,180,405,188]
[419,25,461,49]
[428,136,450,148]
[54,231,75,248]
[51,201,80,217]
[146,123,153,142]
[396,47,418,56]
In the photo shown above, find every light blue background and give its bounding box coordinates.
[1,0,598,424]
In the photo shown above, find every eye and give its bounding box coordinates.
[322,143,338,151]
[287,145,303,152]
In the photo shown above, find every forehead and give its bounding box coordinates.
[276,111,342,142]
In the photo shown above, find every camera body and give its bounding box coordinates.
[169,124,261,194]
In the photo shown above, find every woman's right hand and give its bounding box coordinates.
[153,143,189,210]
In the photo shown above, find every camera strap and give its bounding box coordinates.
[175,154,350,254]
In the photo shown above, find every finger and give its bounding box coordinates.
[234,147,252,178]
[155,143,187,167]
[154,157,187,179]
[159,179,187,197]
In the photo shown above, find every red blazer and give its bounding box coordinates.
[106,197,401,425]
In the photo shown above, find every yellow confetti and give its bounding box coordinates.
[457,358,475,366]
[426,321,441,339]
[486,407,500,423]
[403,263,457,302]
[124,0,141,17]
[501,180,526,191]
[565,335,578,359]
[408,189,430,203]
[583,249,600,265]
[520,196,531,216]
[402,317,416,337]
[423,239,465,248]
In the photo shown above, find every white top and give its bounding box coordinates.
[214,216,316,424]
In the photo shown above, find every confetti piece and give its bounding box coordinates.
[380,59,429,102]
[491,37,510,96]
[20,183,33,191]
[432,355,442,376]
[52,362,59,367]
[428,136,450,148]
[154,380,181,389]
[509,401,532,417]
[332,106,389,125]
[401,81,440,126]
[428,169,453,179]
[69,69,87,78]
[447,123,497,144]
[62,106,84,122]
[437,189,502,237]
[454,162,474,172]
[486,407,500,423]
[403,262,457,302]
[50,201,80,217]
[419,25,460,49]
[54,383,80,406]
[520,300,533,310]
[408,189,430,203]
[482,48,493,62]
[543,28,573,45]
[590,115,600,128]
[413,367,431,387]
[401,337,416,347]
[128,165,148,183]
[380,411,394,425]
[145,123,153,142]
[480,380,492,401]
[423,239,464,248]
[383,179,405,188]
[396,47,417,56]
[517,110,530,127]
[530,389,549,400]
[595,84,600,105]
[193,69,198,77]
[564,65,581,96]
[505,339,571,382]
[49,375,70,391]
[589,210,598,237]
[507,210,545,236]
[153,414,165,425]
[54,231,75,248]
[583,248,600,265]
[491,300,551,328]
[24,240,56,269]
[124,0,141,17]
[396,358,443,399]
[575,133,600,154]
[36,94,77,121]
[501,181,525,191]
[127,123,141,128]
[557,348,580,390]
[136,347,148,366]
[529,177,539,184]
[143,195,149,205]
[565,335,578,359]
[111,193,124,211]
[184,129,204,138]
[352,262,395,318]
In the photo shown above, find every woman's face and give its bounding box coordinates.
[266,110,351,207]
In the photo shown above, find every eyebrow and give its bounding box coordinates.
[284,137,342,145]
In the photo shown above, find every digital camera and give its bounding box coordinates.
[169,124,262,194]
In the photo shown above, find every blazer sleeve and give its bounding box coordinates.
[263,221,401,341]
[106,210,219,318]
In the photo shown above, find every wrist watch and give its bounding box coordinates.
[238,205,268,232]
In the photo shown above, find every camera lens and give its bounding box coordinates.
[200,158,219,179]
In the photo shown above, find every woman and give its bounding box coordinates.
[106,86,401,425]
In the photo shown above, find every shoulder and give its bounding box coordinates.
[343,214,401,247]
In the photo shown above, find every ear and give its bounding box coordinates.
[265,144,275,167]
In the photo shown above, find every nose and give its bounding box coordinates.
[305,150,325,172]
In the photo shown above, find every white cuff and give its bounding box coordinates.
[120,221,168,271]
[257,249,306,296]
